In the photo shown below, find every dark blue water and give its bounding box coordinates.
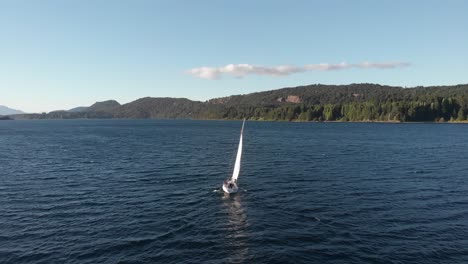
[1,120,468,263]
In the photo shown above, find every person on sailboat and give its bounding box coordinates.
[223,179,233,189]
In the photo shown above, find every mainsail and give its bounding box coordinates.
[231,119,245,182]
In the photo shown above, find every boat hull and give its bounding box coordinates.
[222,181,238,193]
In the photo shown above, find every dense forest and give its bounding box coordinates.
[203,83,468,122]
[10,83,468,122]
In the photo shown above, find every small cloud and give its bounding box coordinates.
[357,61,410,69]
[187,64,304,80]
[187,67,221,80]
[304,62,350,71]
[187,61,410,79]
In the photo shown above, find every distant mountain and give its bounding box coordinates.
[115,97,204,119]
[0,105,24,115]
[68,106,88,112]
[9,83,468,122]
[66,101,120,113]
[87,100,121,113]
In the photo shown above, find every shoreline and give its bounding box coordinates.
[6,117,468,124]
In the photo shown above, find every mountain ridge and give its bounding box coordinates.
[8,83,468,122]
[0,105,24,115]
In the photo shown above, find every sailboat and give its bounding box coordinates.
[222,118,245,194]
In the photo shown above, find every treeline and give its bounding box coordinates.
[10,83,468,122]
[202,83,468,122]
[210,97,468,122]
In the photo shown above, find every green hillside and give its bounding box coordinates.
[10,83,468,122]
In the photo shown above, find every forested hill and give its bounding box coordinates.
[206,83,468,122]
[10,83,468,122]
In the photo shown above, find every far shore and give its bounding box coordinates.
[6,116,468,124]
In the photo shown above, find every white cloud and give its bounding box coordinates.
[187,64,304,80]
[187,61,410,79]
[304,62,350,71]
[356,61,411,69]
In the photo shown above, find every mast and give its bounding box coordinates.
[231,119,245,182]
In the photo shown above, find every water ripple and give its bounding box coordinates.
[1,120,468,263]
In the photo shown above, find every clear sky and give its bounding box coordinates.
[1,0,467,113]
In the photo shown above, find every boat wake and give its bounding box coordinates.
[214,188,243,192]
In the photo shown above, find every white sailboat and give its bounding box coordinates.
[222,119,245,194]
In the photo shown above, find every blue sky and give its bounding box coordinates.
[1,0,467,112]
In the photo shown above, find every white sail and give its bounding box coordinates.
[231,119,245,182]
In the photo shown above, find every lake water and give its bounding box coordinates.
[1,120,468,263]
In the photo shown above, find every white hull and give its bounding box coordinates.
[222,180,238,194]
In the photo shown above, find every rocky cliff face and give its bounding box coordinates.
[286,95,301,103]
[277,95,301,103]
